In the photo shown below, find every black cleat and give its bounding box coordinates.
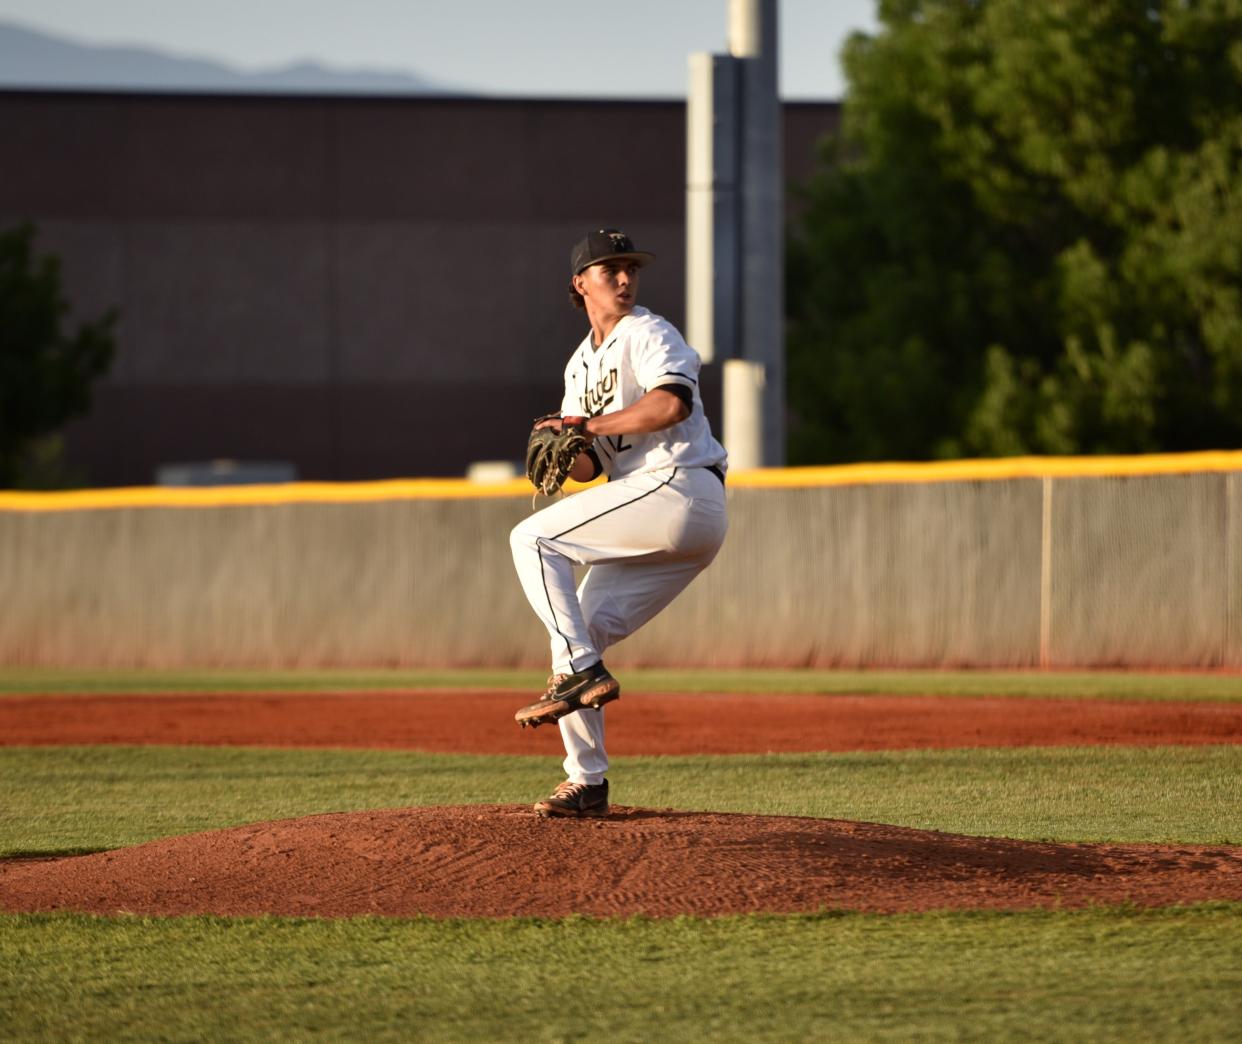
[534,778,610,818]
[514,662,621,729]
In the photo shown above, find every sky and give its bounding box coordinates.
[0,0,879,99]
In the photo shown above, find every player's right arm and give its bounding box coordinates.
[579,388,687,438]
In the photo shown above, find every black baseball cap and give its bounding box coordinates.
[570,228,656,276]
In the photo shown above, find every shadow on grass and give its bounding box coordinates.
[1,847,111,862]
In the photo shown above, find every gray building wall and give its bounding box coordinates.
[0,90,840,485]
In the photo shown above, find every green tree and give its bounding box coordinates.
[0,223,117,487]
[787,0,1242,462]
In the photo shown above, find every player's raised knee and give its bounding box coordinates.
[509,519,540,555]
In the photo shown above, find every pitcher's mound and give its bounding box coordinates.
[2,806,1239,918]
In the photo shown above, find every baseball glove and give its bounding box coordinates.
[526,414,592,496]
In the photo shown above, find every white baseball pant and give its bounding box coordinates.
[509,465,727,784]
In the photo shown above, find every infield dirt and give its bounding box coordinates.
[2,805,1241,918]
[3,689,1239,919]
[3,690,1240,753]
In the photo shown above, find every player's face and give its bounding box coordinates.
[576,259,640,314]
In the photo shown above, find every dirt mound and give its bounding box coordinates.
[2,806,1239,918]
[4,692,1240,753]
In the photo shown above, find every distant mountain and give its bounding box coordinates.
[0,20,456,95]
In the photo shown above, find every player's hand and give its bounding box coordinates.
[531,414,593,441]
[562,416,594,441]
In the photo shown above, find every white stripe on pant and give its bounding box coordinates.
[509,466,727,784]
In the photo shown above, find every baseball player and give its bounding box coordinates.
[510,228,729,818]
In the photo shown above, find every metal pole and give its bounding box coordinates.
[685,52,740,365]
[729,0,784,466]
[723,359,766,471]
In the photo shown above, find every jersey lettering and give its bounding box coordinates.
[583,368,618,415]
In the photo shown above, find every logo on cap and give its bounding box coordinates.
[571,227,655,275]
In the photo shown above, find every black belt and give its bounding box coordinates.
[706,464,725,485]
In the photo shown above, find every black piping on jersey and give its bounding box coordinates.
[655,383,693,412]
[593,435,616,466]
[655,371,697,384]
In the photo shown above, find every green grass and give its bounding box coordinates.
[3,675,1237,1042]
[2,906,1240,1042]
[2,744,1238,857]
[3,666,1242,700]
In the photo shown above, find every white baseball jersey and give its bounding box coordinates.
[558,306,727,480]
[511,304,729,788]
